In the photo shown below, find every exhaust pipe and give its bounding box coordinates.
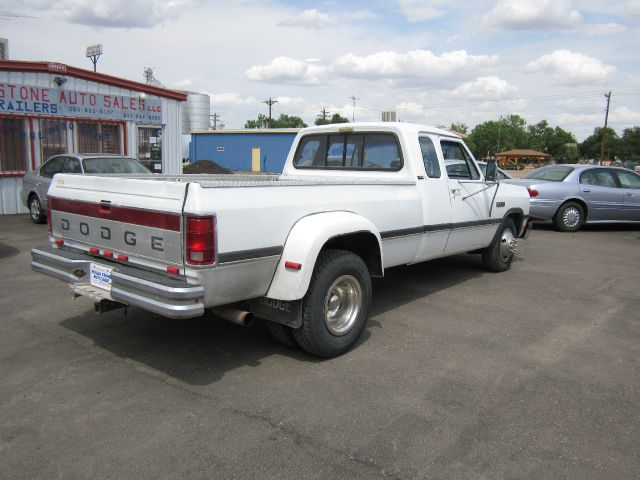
[211,307,254,327]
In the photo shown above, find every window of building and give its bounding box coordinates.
[293,132,402,171]
[78,122,122,154]
[40,119,69,161]
[0,117,28,175]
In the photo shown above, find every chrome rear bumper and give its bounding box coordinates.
[31,247,205,319]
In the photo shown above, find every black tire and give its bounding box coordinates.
[554,201,584,232]
[265,321,299,349]
[482,219,517,272]
[293,249,372,358]
[29,194,46,224]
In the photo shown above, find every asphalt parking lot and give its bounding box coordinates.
[1,214,639,480]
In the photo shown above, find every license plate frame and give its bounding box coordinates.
[89,263,113,291]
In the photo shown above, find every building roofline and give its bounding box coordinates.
[0,60,188,101]
[192,129,301,134]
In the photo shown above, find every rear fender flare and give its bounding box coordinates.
[265,211,382,301]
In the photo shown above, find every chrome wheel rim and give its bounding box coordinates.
[324,275,362,336]
[562,207,581,228]
[499,228,517,261]
[30,198,40,221]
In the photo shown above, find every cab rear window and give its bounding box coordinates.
[293,133,402,171]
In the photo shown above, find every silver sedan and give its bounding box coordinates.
[504,164,640,231]
[21,154,151,224]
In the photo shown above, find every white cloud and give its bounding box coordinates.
[58,0,194,28]
[398,0,444,22]
[611,106,640,123]
[331,50,499,81]
[484,0,582,31]
[208,92,258,107]
[278,8,376,29]
[584,23,627,36]
[526,50,616,85]
[278,9,337,29]
[451,76,517,99]
[245,57,326,85]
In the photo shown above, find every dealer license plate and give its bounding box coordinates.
[90,263,113,291]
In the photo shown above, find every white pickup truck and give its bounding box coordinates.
[32,122,531,357]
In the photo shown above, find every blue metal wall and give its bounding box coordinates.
[189,132,298,173]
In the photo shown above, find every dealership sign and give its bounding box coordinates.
[0,83,162,123]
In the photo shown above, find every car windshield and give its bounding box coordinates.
[82,157,151,174]
[524,166,573,181]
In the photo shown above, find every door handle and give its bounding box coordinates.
[451,188,462,196]
[626,192,634,197]
[581,189,591,193]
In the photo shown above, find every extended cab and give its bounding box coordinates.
[32,122,531,357]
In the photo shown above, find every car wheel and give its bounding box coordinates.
[293,249,371,358]
[265,321,299,349]
[482,219,517,272]
[29,195,46,224]
[554,201,584,232]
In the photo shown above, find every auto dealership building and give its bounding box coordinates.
[0,60,188,215]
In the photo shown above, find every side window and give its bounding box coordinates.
[419,136,440,178]
[441,140,479,180]
[63,158,82,174]
[293,136,326,167]
[40,156,67,178]
[363,134,401,170]
[580,169,616,188]
[616,170,640,189]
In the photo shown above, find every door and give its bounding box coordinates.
[614,169,640,221]
[578,168,624,221]
[252,148,261,172]
[414,135,451,261]
[440,140,495,253]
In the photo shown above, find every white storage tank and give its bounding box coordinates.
[182,92,210,134]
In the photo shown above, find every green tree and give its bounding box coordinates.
[579,127,619,161]
[244,114,268,129]
[618,126,640,162]
[449,122,468,135]
[315,113,349,126]
[245,113,307,129]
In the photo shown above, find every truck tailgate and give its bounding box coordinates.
[48,174,188,267]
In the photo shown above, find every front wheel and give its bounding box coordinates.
[554,201,584,232]
[29,195,46,224]
[482,219,517,272]
[293,249,371,358]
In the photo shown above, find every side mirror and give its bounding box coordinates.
[485,160,499,183]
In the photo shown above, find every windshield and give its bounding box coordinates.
[524,166,573,181]
[82,157,151,174]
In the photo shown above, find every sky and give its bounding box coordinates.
[2,0,640,140]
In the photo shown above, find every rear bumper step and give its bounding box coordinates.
[32,247,205,319]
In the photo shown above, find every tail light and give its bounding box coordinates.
[47,201,52,233]
[186,215,216,265]
[527,187,539,198]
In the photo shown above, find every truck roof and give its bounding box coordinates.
[298,121,461,138]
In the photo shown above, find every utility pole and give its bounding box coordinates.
[599,91,612,165]
[348,95,359,122]
[210,113,220,130]
[317,108,330,122]
[263,98,278,128]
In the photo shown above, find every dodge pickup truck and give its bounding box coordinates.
[32,122,531,357]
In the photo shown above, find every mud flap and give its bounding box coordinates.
[247,297,303,328]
